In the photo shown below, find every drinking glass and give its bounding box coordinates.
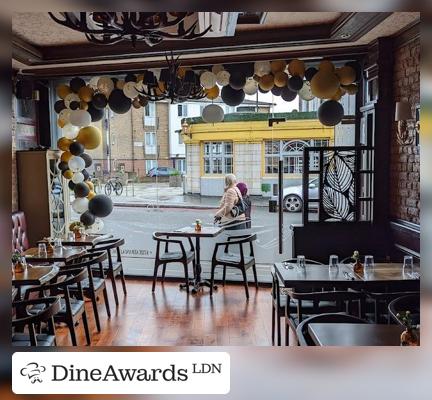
[297,255,306,269]
[403,255,414,277]
[364,255,374,277]
[38,243,47,258]
[329,255,339,269]
[54,238,62,249]
[67,232,74,241]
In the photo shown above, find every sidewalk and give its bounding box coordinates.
[111,182,270,209]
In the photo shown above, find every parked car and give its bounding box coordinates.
[282,178,319,212]
[147,167,180,177]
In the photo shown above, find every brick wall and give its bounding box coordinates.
[389,36,420,224]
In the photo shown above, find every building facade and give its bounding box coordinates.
[182,112,334,197]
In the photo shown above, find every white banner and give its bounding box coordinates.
[12,352,230,394]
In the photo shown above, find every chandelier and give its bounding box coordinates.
[48,12,212,47]
[137,52,206,103]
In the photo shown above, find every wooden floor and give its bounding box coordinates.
[55,278,274,346]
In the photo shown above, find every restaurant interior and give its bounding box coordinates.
[11,11,420,346]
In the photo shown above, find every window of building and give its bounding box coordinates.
[178,131,183,144]
[145,132,156,146]
[236,106,255,113]
[145,102,155,117]
[178,104,188,117]
[175,159,186,173]
[203,141,233,175]
[145,160,158,172]
[264,139,329,174]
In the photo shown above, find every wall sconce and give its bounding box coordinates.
[395,101,419,145]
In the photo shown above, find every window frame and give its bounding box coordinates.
[203,141,234,175]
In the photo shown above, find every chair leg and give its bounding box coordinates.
[110,272,119,306]
[241,268,249,299]
[161,263,167,282]
[102,287,111,318]
[67,318,77,346]
[222,266,226,286]
[90,292,101,332]
[152,263,159,292]
[271,305,276,346]
[119,268,127,295]
[183,262,189,293]
[81,311,91,345]
[210,263,216,296]
[252,263,258,288]
[276,312,281,346]
[285,321,289,346]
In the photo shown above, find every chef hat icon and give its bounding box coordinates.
[20,362,46,383]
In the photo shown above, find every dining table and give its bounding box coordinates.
[38,233,113,247]
[155,225,225,294]
[308,323,406,346]
[23,246,87,264]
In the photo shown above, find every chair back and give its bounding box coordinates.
[296,312,367,346]
[12,211,29,252]
[388,294,420,326]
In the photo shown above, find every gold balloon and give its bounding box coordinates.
[57,137,73,151]
[136,74,145,82]
[336,66,356,85]
[288,59,305,77]
[57,118,67,128]
[310,71,340,99]
[60,151,73,163]
[78,86,94,102]
[86,181,94,191]
[177,66,191,78]
[79,101,89,110]
[56,84,72,99]
[87,191,96,200]
[330,87,344,101]
[273,71,288,88]
[270,60,286,74]
[343,83,358,95]
[132,98,141,109]
[259,74,274,91]
[206,85,220,100]
[76,126,102,150]
[63,170,74,179]
[319,59,335,73]
[116,80,125,90]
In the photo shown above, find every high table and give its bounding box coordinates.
[12,264,60,299]
[155,226,225,294]
[308,323,405,346]
[23,246,86,264]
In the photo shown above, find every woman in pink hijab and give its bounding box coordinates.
[236,182,251,229]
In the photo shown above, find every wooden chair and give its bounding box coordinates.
[65,251,111,332]
[285,289,365,346]
[271,258,323,346]
[89,238,127,306]
[12,296,61,346]
[210,234,257,299]
[152,233,195,292]
[296,313,368,346]
[388,293,420,326]
[25,268,91,346]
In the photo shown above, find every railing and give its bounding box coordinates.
[302,146,374,224]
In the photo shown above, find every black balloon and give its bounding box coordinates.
[125,73,137,82]
[281,86,297,102]
[80,210,96,226]
[82,169,90,181]
[318,100,344,126]
[221,86,245,107]
[58,161,69,172]
[305,67,318,82]
[68,180,76,191]
[70,77,86,93]
[271,86,283,96]
[87,103,104,122]
[69,101,80,110]
[237,63,254,77]
[109,89,131,114]
[258,87,269,94]
[80,153,93,168]
[229,71,246,90]
[54,100,66,113]
[69,141,84,156]
[74,182,90,198]
[92,93,108,109]
[288,76,304,91]
[345,61,361,82]
[88,194,113,218]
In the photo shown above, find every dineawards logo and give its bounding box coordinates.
[12,352,230,395]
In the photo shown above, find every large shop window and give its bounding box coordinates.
[203,141,233,175]
[264,139,329,174]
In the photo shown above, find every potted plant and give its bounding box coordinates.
[195,219,202,232]
[69,221,85,239]
[169,170,183,187]
[398,311,419,346]
[12,250,26,273]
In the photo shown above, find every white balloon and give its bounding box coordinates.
[59,108,71,123]
[68,156,86,172]
[202,104,224,123]
[97,76,115,96]
[212,64,225,75]
[71,197,89,214]
[91,218,104,233]
[243,78,258,95]
[216,70,230,86]
[123,81,139,99]
[254,61,271,77]
[69,109,92,127]
[88,76,100,90]
[64,93,80,108]
[72,172,85,184]
[62,123,79,139]
[200,71,217,89]
[298,81,315,101]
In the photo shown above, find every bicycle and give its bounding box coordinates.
[104,177,123,196]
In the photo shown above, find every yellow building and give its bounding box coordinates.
[182,112,334,196]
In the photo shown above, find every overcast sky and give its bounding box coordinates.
[244,91,300,113]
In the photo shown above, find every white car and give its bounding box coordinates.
[282,178,319,212]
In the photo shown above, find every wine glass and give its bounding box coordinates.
[403,255,414,278]
[329,254,339,269]
[38,243,47,258]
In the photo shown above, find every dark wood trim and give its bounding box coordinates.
[390,219,420,258]
[393,20,420,48]
[12,36,43,65]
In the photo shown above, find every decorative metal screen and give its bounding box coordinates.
[302,146,374,223]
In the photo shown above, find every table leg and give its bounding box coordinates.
[190,236,217,294]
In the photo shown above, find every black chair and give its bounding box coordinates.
[388,294,420,326]
[12,296,61,346]
[152,233,195,292]
[271,258,323,346]
[210,234,257,299]
[285,289,365,345]
[89,238,127,306]
[25,268,91,346]
[296,312,368,346]
[65,251,111,332]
